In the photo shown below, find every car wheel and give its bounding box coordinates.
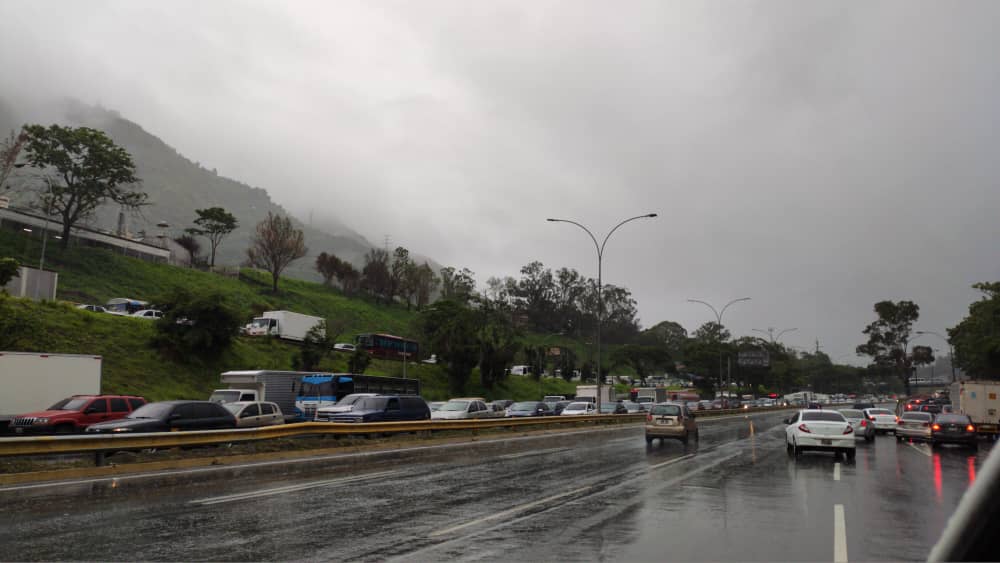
[895,435,903,442]
[54,424,76,435]
[846,449,856,461]
[694,429,700,442]
[645,435,653,445]
[681,432,689,445]
[787,442,794,457]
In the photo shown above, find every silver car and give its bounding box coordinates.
[223,401,285,428]
[838,409,874,442]
[896,411,934,442]
[431,399,491,420]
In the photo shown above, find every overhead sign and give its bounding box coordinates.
[738,349,770,368]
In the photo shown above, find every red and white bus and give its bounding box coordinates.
[355,333,419,361]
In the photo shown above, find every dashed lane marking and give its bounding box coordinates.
[428,485,593,537]
[834,462,841,481]
[908,442,932,457]
[191,470,401,505]
[834,504,848,562]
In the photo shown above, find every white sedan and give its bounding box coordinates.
[785,410,856,460]
[863,408,899,434]
[560,402,597,416]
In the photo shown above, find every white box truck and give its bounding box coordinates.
[244,311,324,342]
[575,385,613,404]
[950,381,1000,436]
[0,351,102,429]
[210,370,306,421]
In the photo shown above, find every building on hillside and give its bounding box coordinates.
[0,206,171,264]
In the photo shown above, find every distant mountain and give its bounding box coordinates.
[0,99,440,281]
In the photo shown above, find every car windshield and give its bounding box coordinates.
[223,403,244,414]
[651,405,681,416]
[802,412,846,422]
[902,412,932,421]
[566,403,589,410]
[208,390,242,404]
[935,415,970,425]
[600,403,617,412]
[838,409,862,418]
[869,409,893,415]
[355,398,389,410]
[48,398,89,411]
[127,403,173,419]
[337,395,369,407]
[440,401,470,411]
[511,402,537,410]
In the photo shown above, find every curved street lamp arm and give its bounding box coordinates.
[687,299,721,324]
[547,218,600,258]
[776,328,798,341]
[718,297,751,323]
[599,213,658,257]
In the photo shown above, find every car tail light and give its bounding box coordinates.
[861,420,868,427]
[843,425,854,434]
[646,414,652,423]
[798,424,811,433]
[895,416,899,422]
[967,424,976,432]
[897,419,904,425]
[905,404,913,410]
[932,424,941,431]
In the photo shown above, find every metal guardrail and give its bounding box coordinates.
[0,405,803,467]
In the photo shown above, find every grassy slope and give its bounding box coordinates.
[1,230,577,401]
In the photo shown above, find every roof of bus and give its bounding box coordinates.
[358,333,418,341]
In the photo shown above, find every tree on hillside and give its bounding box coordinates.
[419,299,479,395]
[22,124,146,249]
[475,298,520,389]
[187,207,238,268]
[0,257,19,288]
[440,266,476,303]
[856,300,931,395]
[315,251,343,286]
[642,320,688,357]
[338,261,362,295]
[245,212,307,293]
[610,344,673,379]
[294,321,333,372]
[150,287,243,360]
[348,346,371,374]
[413,263,439,310]
[361,248,391,303]
[949,282,1000,379]
[173,234,201,267]
[390,246,412,305]
[0,128,28,191]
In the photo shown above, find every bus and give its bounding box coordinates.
[355,333,419,361]
[295,373,421,419]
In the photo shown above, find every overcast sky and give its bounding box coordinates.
[3,1,999,363]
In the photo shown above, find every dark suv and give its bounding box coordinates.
[85,400,236,433]
[11,395,147,434]
[330,396,430,423]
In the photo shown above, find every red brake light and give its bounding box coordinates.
[861,420,868,427]
[897,419,904,425]
[967,424,976,432]
[932,424,941,431]
[798,423,811,433]
[843,425,854,435]
[646,414,652,423]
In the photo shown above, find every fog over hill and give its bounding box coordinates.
[0,98,441,280]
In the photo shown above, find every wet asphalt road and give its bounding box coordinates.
[0,409,990,561]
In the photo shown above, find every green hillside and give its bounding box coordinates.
[1,229,578,402]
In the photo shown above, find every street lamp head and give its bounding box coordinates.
[645,213,658,218]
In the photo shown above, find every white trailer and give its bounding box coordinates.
[950,381,1000,436]
[0,351,102,426]
[575,385,614,404]
[211,370,306,421]
[244,311,324,342]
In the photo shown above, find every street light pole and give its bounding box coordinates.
[915,330,957,383]
[547,213,657,407]
[688,297,751,398]
[752,327,797,345]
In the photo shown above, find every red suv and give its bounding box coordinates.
[11,395,147,434]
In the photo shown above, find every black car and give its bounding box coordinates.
[330,396,430,423]
[507,401,553,417]
[853,402,876,410]
[551,400,573,415]
[85,400,237,433]
[931,414,979,450]
[600,402,628,414]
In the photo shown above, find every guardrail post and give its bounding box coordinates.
[94,450,106,467]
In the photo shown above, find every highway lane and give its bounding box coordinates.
[0,410,990,561]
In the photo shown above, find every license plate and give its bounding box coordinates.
[821,439,832,445]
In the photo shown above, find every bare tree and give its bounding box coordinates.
[246,212,307,293]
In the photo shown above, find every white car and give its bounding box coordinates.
[131,309,163,319]
[333,343,356,353]
[560,402,597,415]
[785,410,856,460]
[862,408,898,434]
[431,399,491,420]
[76,304,108,313]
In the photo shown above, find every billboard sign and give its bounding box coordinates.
[738,349,770,368]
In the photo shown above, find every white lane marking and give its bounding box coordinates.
[498,447,570,460]
[429,485,593,537]
[0,425,639,493]
[908,442,932,457]
[649,454,696,470]
[192,470,400,505]
[833,462,841,481]
[834,504,848,562]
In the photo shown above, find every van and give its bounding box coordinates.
[509,365,532,376]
